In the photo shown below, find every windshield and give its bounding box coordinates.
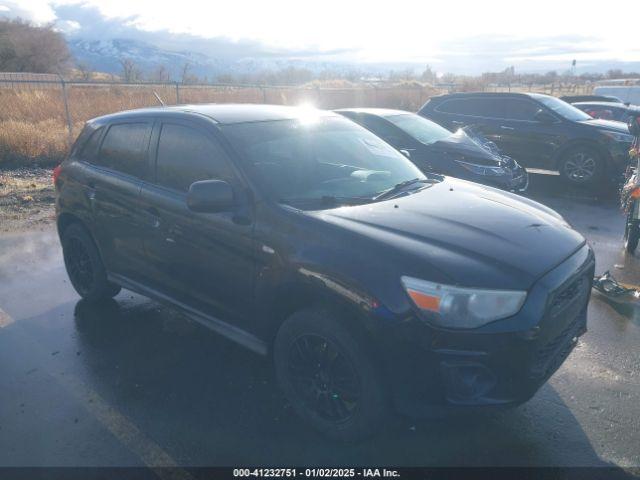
[384,113,452,145]
[221,116,425,207]
[533,94,592,122]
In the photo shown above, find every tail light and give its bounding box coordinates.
[52,165,62,188]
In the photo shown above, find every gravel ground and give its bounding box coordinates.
[0,168,55,233]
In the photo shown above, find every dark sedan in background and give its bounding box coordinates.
[336,108,528,191]
[419,92,633,187]
[573,101,640,123]
[560,94,624,104]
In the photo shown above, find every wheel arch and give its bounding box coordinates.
[264,279,381,355]
[57,212,108,268]
[552,139,612,172]
[57,212,86,239]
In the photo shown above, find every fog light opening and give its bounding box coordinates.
[441,362,497,403]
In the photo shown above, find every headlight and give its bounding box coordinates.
[455,160,506,176]
[401,276,527,329]
[602,131,634,143]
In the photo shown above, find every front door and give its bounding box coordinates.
[140,120,255,325]
[487,98,564,170]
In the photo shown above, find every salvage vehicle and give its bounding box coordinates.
[335,108,528,191]
[55,104,595,441]
[573,101,640,123]
[419,92,633,187]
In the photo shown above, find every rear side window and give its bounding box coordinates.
[156,123,235,192]
[436,98,506,118]
[97,123,152,178]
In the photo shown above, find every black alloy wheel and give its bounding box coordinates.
[287,334,361,423]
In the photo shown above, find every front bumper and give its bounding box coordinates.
[485,158,529,192]
[379,244,595,417]
[608,141,634,174]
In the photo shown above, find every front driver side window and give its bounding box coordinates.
[156,123,236,193]
[504,99,540,121]
[358,116,408,147]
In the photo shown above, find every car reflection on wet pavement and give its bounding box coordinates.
[0,174,639,470]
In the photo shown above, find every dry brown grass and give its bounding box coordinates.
[0,83,439,168]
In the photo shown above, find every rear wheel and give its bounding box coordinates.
[624,207,640,254]
[61,223,121,301]
[274,307,388,442]
[559,146,604,187]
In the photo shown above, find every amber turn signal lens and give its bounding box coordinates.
[407,290,440,312]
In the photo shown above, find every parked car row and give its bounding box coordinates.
[55,103,595,441]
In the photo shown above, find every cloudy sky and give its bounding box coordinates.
[2,0,640,73]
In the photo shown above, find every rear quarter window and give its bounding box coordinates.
[77,127,104,161]
[96,122,152,178]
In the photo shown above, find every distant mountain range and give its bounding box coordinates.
[68,37,418,80]
[69,38,212,76]
[68,36,640,80]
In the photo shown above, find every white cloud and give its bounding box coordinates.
[4,0,640,71]
[0,0,56,22]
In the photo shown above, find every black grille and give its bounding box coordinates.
[549,275,586,316]
[530,310,585,380]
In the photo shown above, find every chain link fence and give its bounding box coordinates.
[0,72,596,167]
[0,72,443,166]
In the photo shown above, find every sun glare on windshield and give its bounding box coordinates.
[296,103,322,125]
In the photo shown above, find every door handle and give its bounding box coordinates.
[146,207,161,228]
[500,125,515,131]
[86,183,97,207]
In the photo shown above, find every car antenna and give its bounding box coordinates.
[153,91,166,106]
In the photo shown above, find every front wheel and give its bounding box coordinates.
[559,146,604,187]
[624,207,640,254]
[274,307,388,442]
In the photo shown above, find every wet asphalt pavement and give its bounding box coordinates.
[0,174,639,471]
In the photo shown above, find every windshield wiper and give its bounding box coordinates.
[279,195,372,208]
[372,178,428,201]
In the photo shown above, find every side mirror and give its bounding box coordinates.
[186,180,235,213]
[534,109,556,124]
[399,149,412,159]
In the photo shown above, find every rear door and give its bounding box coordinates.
[496,98,563,170]
[83,120,153,281]
[140,120,255,325]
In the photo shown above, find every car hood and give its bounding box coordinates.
[306,178,585,290]
[428,130,503,166]
[579,118,630,133]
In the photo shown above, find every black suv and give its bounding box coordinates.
[419,92,633,186]
[55,104,594,441]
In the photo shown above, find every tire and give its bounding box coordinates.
[274,307,388,442]
[624,208,640,254]
[559,146,605,187]
[61,223,121,301]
